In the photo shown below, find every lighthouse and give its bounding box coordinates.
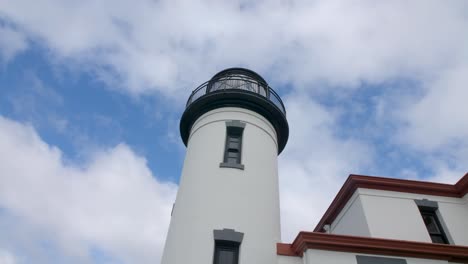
[161,68,289,264]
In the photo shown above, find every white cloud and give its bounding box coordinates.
[0,116,177,263]
[1,0,467,160]
[2,0,467,164]
[399,66,468,150]
[0,1,466,94]
[0,26,27,63]
[279,93,373,241]
[277,90,467,242]
[0,249,16,264]
[393,66,468,183]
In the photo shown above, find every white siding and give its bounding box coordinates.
[161,107,281,264]
[353,188,468,245]
[331,192,371,237]
[277,255,303,264]
[329,187,468,246]
[304,249,451,264]
[436,197,468,245]
[359,190,431,242]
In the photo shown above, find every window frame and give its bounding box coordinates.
[415,199,449,244]
[213,240,240,264]
[213,229,243,264]
[219,121,245,170]
[224,129,242,164]
[419,208,449,244]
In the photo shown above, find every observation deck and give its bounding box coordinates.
[180,68,289,154]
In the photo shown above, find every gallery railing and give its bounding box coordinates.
[186,75,286,115]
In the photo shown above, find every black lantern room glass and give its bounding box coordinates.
[207,68,268,97]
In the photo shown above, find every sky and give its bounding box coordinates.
[0,0,467,263]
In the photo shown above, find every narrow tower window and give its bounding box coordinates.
[225,132,241,164]
[213,229,243,264]
[220,121,245,170]
[214,241,239,264]
[415,199,449,244]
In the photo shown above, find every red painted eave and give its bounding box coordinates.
[278,232,468,263]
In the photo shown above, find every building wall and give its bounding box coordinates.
[277,255,303,264]
[303,249,455,264]
[331,188,468,246]
[161,107,281,264]
[358,189,431,242]
[436,193,468,245]
[331,191,371,237]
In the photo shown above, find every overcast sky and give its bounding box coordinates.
[1,1,468,263]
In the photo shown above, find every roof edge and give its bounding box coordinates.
[279,232,468,262]
[277,243,297,256]
[455,172,468,196]
[314,172,468,232]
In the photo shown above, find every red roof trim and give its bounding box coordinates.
[314,173,468,232]
[278,232,468,262]
[277,243,297,256]
[456,173,468,196]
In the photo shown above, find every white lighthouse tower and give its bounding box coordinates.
[161,68,289,264]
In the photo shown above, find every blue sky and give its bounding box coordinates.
[0,45,185,180]
[1,1,468,263]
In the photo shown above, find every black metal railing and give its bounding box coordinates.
[186,75,286,115]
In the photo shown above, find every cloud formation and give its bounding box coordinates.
[279,93,374,241]
[0,25,27,63]
[0,1,466,92]
[0,249,17,264]
[0,116,177,264]
[1,0,467,154]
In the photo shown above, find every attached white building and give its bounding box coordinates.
[278,173,468,264]
[161,67,468,264]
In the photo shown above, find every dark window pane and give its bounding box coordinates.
[214,243,239,264]
[431,235,446,244]
[422,214,440,234]
[228,142,239,149]
[223,125,244,166]
[356,255,407,264]
[419,209,448,244]
[217,249,235,264]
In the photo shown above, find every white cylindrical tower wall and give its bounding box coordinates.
[161,107,281,264]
